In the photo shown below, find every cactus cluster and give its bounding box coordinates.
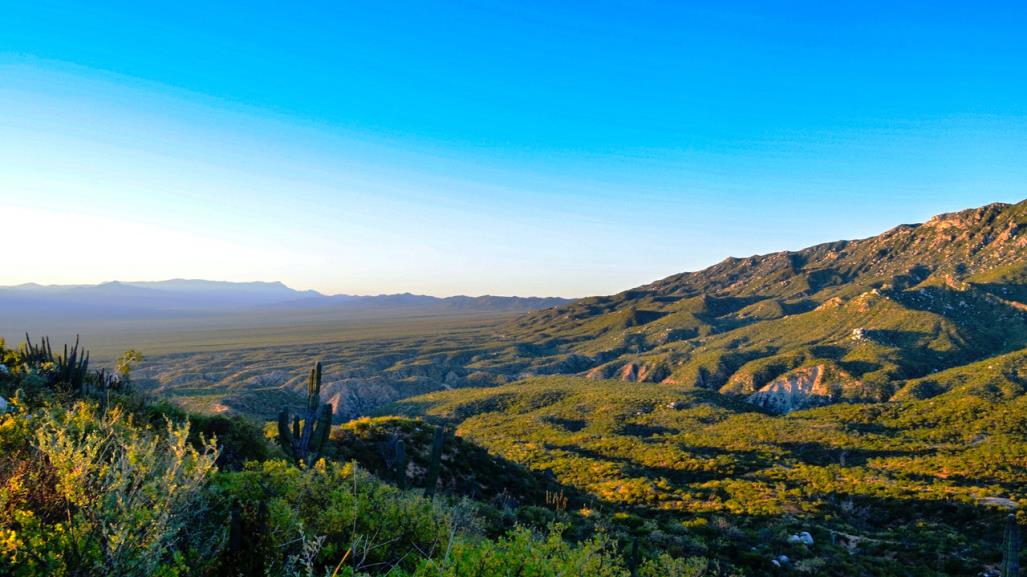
[22,334,91,395]
[20,333,56,365]
[277,361,333,466]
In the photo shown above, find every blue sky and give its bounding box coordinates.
[2,1,1025,297]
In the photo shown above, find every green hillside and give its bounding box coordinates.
[389,374,1026,575]
[475,201,1027,413]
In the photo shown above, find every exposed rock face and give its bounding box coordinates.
[585,360,669,382]
[747,365,858,414]
[323,379,402,421]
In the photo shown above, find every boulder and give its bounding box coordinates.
[787,531,814,545]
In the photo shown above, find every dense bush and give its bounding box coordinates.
[0,401,220,577]
[212,459,463,575]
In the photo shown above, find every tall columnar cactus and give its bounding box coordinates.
[1004,514,1021,577]
[21,333,53,365]
[423,426,446,498]
[387,436,409,489]
[55,336,91,395]
[277,361,333,466]
[627,538,641,577]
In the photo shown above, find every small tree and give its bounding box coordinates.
[115,350,145,382]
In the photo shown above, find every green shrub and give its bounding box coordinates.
[0,401,220,577]
[405,525,628,577]
[212,459,464,576]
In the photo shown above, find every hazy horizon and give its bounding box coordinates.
[1,194,1023,300]
[4,2,1026,297]
[0,277,571,299]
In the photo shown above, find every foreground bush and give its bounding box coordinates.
[213,459,464,576]
[0,401,220,577]
[214,459,717,577]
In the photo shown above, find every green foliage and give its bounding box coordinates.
[213,459,463,576]
[7,354,701,577]
[115,349,144,380]
[325,416,553,510]
[23,334,91,395]
[395,375,1027,575]
[0,401,220,577]
[402,525,629,577]
[4,335,133,406]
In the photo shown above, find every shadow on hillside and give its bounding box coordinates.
[974,281,1027,304]
[550,442,767,483]
[894,286,1027,352]
[771,441,935,467]
[327,420,589,511]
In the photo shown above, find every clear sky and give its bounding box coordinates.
[2,1,1025,297]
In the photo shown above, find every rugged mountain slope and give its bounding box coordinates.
[131,201,1026,421]
[475,201,1027,411]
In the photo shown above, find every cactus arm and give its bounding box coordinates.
[277,410,295,458]
[304,403,333,465]
[1005,514,1021,577]
[394,439,408,489]
[424,426,446,498]
[307,362,322,413]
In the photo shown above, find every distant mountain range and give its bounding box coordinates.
[0,279,572,320]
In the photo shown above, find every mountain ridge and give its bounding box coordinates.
[462,200,1027,413]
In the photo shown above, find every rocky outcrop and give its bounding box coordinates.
[322,378,402,421]
[584,360,670,383]
[747,364,859,414]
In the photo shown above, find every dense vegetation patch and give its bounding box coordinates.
[391,375,1027,575]
[0,338,715,576]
